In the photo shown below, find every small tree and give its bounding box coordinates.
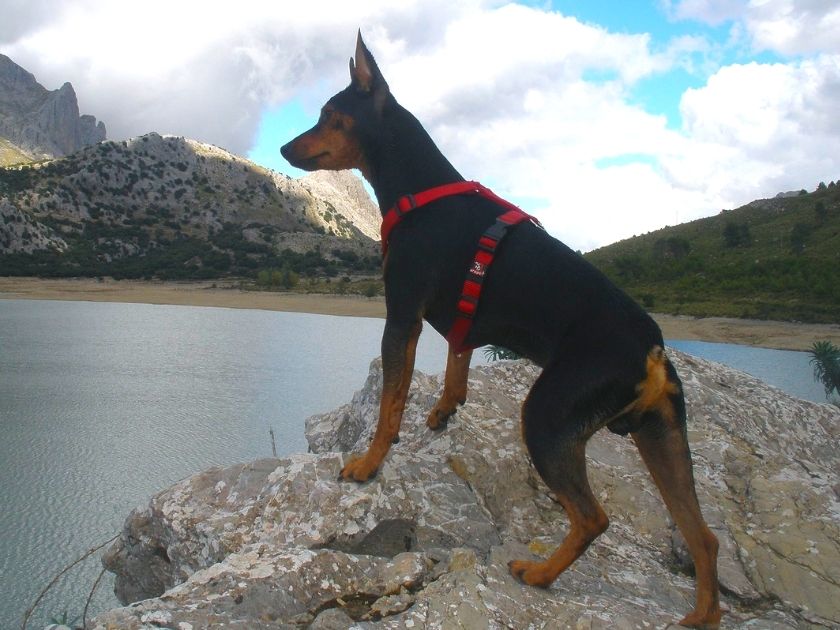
[653,236,691,260]
[279,264,299,289]
[723,220,752,248]
[808,340,840,403]
[790,222,812,254]
[814,200,827,224]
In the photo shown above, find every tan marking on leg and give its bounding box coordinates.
[340,321,422,481]
[635,346,679,410]
[509,496,608,587]
[427,348,472,430]
[509,443,609,588]
[632,407,721,628]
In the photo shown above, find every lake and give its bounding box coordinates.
[0,299,831,628]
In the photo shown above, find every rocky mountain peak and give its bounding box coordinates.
[0,53,106,161]
[0,53,39,95]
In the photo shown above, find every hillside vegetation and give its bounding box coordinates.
[585,183,840,323]
[0,134,380,281]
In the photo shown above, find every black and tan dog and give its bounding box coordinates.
[282,33,721,629]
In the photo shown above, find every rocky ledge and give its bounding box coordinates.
[93,350,839,629]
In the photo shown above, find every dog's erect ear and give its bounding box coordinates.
[349,31,389,109]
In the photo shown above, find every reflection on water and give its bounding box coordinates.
[0,299,827,627]
[0,299,451,628]
[668,340,829,405]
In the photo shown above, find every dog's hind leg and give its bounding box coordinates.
[427,347,472,430]
[340,319,422,482]
[509,363,610,587]
[631,379,721,629]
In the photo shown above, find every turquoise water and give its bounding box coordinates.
[669,339,830,404]
[0,300,829,628]
[0,299,453,628]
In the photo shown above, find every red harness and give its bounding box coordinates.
[380,180,542,353]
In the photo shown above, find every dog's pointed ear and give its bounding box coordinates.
[350,31,389,109]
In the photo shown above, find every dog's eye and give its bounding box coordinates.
[319,107,335,125]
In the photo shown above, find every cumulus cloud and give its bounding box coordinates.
[744,0,840,55]
[667,0,840,55]
[676,54,840,195]
[2,0,474,152]
[662,0,747,26]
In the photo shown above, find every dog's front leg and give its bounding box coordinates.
[339,318,422,482]
[427,347,472,430]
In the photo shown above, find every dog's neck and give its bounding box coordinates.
[364,102,464,215]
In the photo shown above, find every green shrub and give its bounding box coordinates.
[809,340,840,401]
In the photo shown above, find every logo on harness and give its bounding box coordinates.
[471,261,486,277]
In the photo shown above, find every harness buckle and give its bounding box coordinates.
[484,219,511,242]
[457,295,478,319]
[396,193,417,215]
[478,221,508,253]
[477,239,497,254]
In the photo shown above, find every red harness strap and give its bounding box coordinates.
[380,180,542,353]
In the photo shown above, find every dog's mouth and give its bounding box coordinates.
[303,151,329,163]
[290,151,330,171]
[280,141,330,170]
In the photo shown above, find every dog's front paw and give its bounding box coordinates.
[338,454,379,482]
[426,406,451,431]
[427,400,461,430]
[508,559,554,588]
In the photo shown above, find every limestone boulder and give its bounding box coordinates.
[93,350,840,629]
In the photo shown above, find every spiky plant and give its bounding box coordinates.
[808,340,840,401]
[483,345,521,361]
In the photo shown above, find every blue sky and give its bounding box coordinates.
[248,1,735,175]
[246,0,787,170]
[4,0,839,250]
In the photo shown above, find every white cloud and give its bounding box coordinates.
[744,0,840,55]
[675,54,840,195]
[662,0,747,26]
[667,0,840,55]
[2,0,476,151]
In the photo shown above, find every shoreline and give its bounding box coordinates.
[2,276,838,351]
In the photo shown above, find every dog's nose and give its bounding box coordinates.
[280,142,291,159]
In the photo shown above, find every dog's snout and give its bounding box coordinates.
[280,142,292,159]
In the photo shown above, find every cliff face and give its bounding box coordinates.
[0,54,106,162]
[93,351,839,629]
